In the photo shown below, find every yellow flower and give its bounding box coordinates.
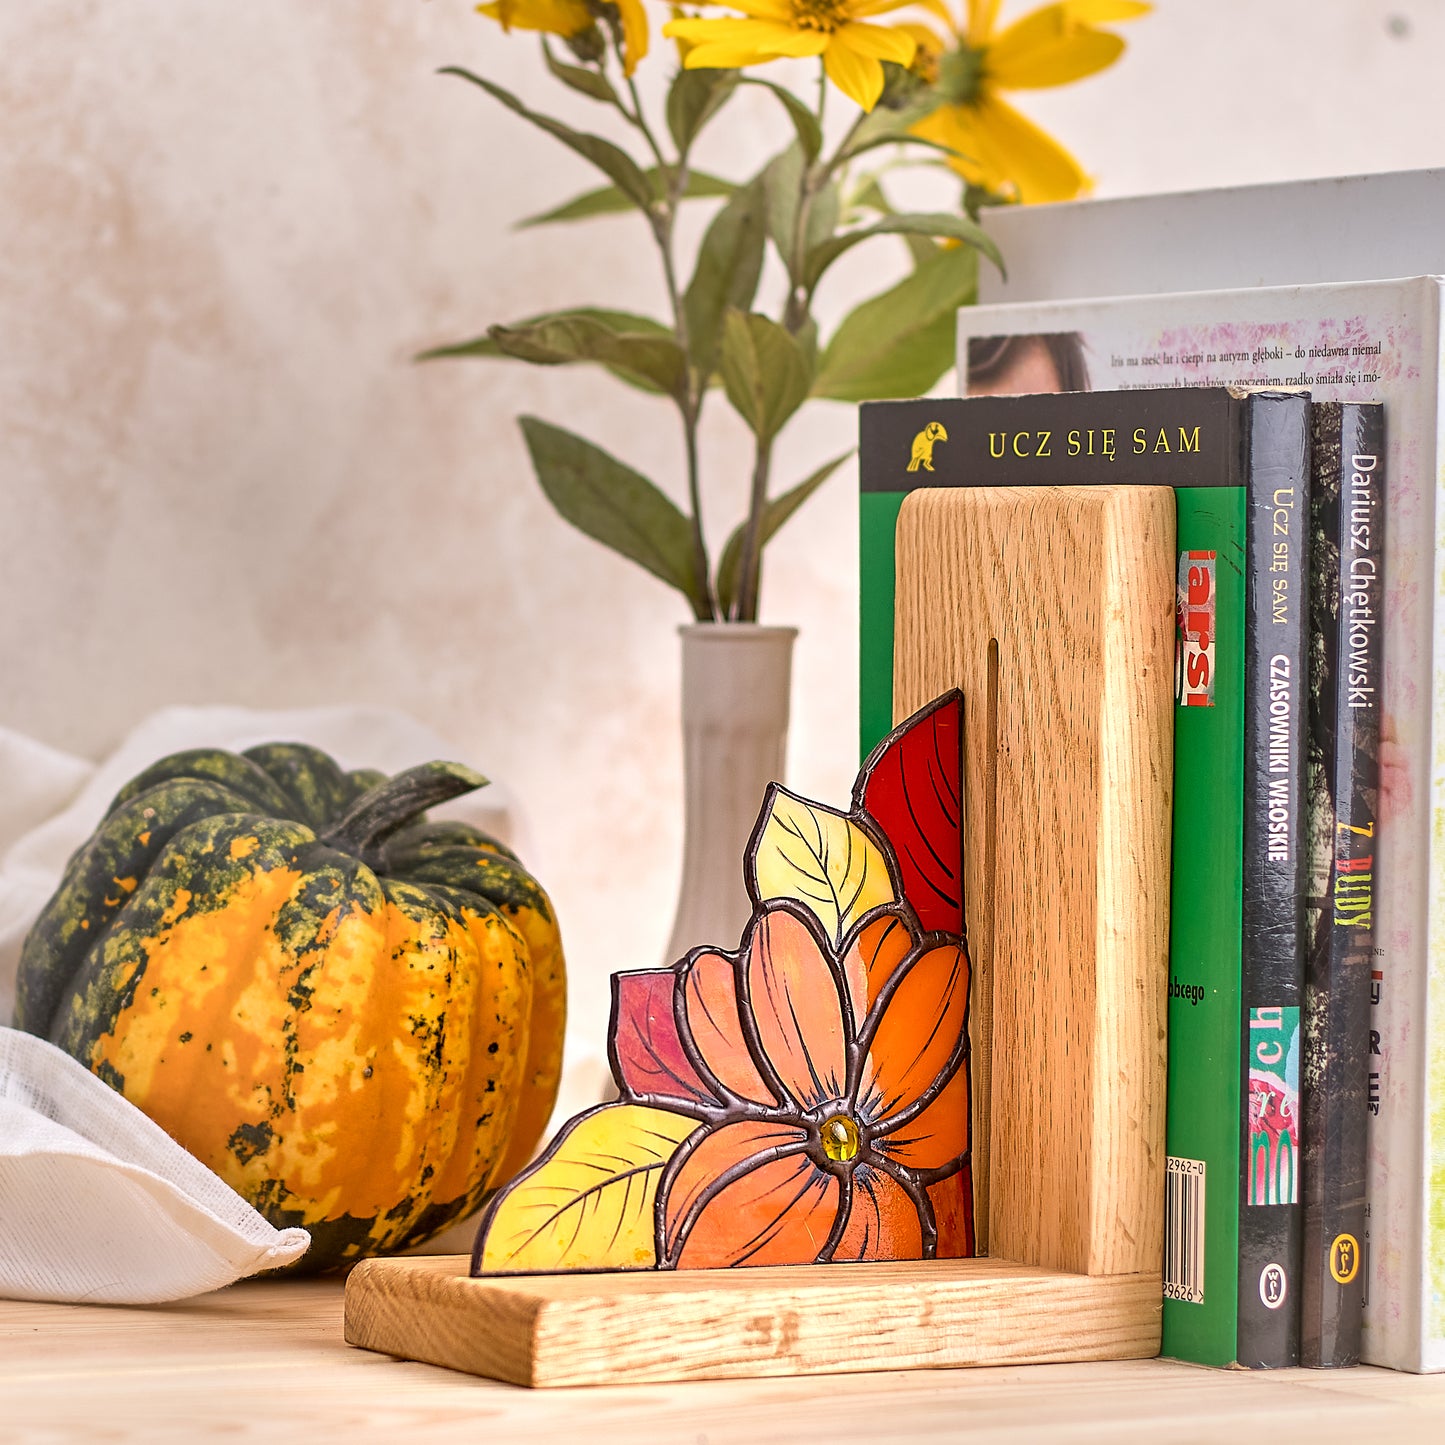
[477,0,650,76]
[910,0,1148,204]
[663,0,918,113]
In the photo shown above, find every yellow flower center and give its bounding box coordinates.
[820,1113,861,1162]
[790,0,850,35]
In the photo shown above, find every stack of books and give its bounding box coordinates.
[858,275,1445,1372]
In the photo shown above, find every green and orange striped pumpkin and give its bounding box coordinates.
[14,744,565,1271]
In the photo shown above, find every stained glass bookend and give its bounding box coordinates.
[345,486,1173,1387]
[471,691,973,1276]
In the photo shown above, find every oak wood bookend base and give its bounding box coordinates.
[344,1254,1162,1388]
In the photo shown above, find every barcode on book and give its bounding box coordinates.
[1164,1156,1206,1304]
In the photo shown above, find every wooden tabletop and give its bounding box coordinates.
[6,1279,1445,1443]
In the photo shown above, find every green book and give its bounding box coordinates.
[859,387,1257,1366]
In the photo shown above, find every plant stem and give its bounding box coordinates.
[609,46,715,619]
[624,71,670,175]
[733,435,773,622]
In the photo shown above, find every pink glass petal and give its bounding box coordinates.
[611,970,714,1108]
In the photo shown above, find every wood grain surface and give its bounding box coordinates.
[4,1279,1445,1443]
[344,1255,1162,1387]
[894,485,1175,1278]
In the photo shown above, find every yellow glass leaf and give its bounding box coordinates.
[749,786,896,946]
[478,1104,698,1273]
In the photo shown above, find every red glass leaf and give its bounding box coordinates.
[853,691,964,936]
[609,970,714,1108]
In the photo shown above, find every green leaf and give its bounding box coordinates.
[802,211,999,292]
[666,69,738,153]
[493,316,686,398]
[804,180,840,257]
[903,233,940,267]
[519,417,707,612]
[812,243,978,403]
[763,142,806,281]
[542,40,619,105]
[719,310,813,442]
[517,169,736,228]
[419,307,683,397]
[442,67,654,215]
[837,99,943,163]
[683,182,766,380]
[741,78,822,162]
[848,173,895,218]
[715,451,851,616]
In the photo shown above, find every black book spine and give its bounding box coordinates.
[1301,402,1385,1366]
[1237,391,1311,1368]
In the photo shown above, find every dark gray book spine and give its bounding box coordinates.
[1301,402,1384,1367]
[1236,392,1311,1368]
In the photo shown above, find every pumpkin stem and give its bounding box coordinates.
[321,761,488,871]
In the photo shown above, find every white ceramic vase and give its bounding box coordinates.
[663,622,797,964]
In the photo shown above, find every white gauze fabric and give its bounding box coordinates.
[0,1026,310,1302]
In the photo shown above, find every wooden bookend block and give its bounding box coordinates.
[893,484,1175,1278]
[342,484,1176,1388]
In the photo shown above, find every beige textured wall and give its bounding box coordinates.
[3,1,1443,1084]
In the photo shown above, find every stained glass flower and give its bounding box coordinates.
[615,898,973,1265]
[472,694,971,1276]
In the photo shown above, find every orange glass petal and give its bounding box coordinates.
[832,1164,925,1261]
[746,907,849,1110]
[681,948,775,1105]
[843,910,914,1015]
[872,1051,970,1174]
[663,1119,834,1268]
[860,940,969,1119]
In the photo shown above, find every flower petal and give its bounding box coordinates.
[615,0,650,73]
[723,0,797,19]
[682,948,776,1106]
[1064,0,1151,20]
[872,1049,970,1173]
[746,907,849,1110]
[966,0,1001,47]
[662,1119,833,1267]
[849,0,927,18]
[823,34,887,111]
[841,909,913,1016]
[610,969,715,1109]
[859,938,969,1120]
[987,14,1125,90]
[667,16,830,63]
[917,93,1089,203]
[831,1163,924,1261]
[834,20,916,64]
[476,0,593,36]
[928,1166,975,1258]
